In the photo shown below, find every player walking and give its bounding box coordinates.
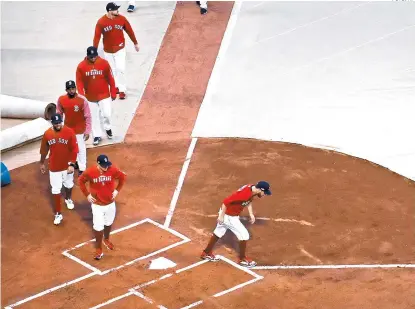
[39,113,79,225]
[76,46,117,146]
[57,80,92,175]
[93,2,140,100]
[201,181,271,268]
[79,154,126,260]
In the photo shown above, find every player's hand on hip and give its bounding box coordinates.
[134,44,140,52]
[84,133,90,141]
[112,190,118,199]
[249,214,256,224]
[67,166,75,174]
[40,163,46,174]
[87,194,96,203]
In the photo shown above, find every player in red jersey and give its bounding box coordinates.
[39,113,79,225]
[76,46,117,146]
[201,181,271,268]
[57,80,92,175]
[93,2,140,99]
[79,154,126,260]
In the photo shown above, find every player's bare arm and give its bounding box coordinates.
[247,203,255,224]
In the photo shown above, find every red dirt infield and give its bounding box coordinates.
[2,2,414,309]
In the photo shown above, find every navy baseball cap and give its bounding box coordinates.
[106,2,120,12]
[87,46,98,58]
[66,80,76,89]
[51,113,63,124]
[256,181,271,195]
[97,154,112,168]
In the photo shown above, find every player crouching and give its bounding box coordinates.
[201,181,272,268]
[79,155,126,260]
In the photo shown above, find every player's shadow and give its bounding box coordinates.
[74,201,93,226]
[217,217,267,254]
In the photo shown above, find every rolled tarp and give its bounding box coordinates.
[0,94,56,120]
[0,117,51,152]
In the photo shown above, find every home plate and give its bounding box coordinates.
[149,257,177,270]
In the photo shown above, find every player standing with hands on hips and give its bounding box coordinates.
[93,2,140,100]
[39,113,79,225]
[79,154,126,260]
[76,46,117,146]
[57,80,92,176]
[201,181,272,268]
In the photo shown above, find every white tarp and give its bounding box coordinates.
[192,2,415,181]
[0,94,56,119]
[1,117,51,152]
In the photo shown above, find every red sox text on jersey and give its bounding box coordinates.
[103,24,124,32]
[47,138,69,146]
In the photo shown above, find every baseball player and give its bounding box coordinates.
[201,181,271,268]
[57,80,92,176]
[79,154,126,260]
[39,113,79,225]
[93,2,140,100]
[76,46,117,146]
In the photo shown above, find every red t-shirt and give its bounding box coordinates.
[79,165,126,206]
[223,184,255,216]
[93,14,138,53]
[57,93,92,134]
[39,126,78,172]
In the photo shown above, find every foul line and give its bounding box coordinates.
[253,263,415,270]
[164,137,198,228]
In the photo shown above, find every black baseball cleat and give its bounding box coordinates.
[201,8,207,14]
[127,5,135,12]
[106,130,113,139]
[93,137,101,146]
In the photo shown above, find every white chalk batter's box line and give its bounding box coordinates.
[62,217,191,275]
[4,218,191,309]
[89,255,264,309]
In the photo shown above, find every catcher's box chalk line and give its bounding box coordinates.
[120,254,262,309]
[4,218,190,308]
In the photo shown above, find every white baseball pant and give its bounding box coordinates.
[213,214,250,241]
[49,170,74,194]
[104,48,126,92]
[75,134,87,171]
[91,202,116,231]
[88,98,112,138]
[128,0,135,5]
